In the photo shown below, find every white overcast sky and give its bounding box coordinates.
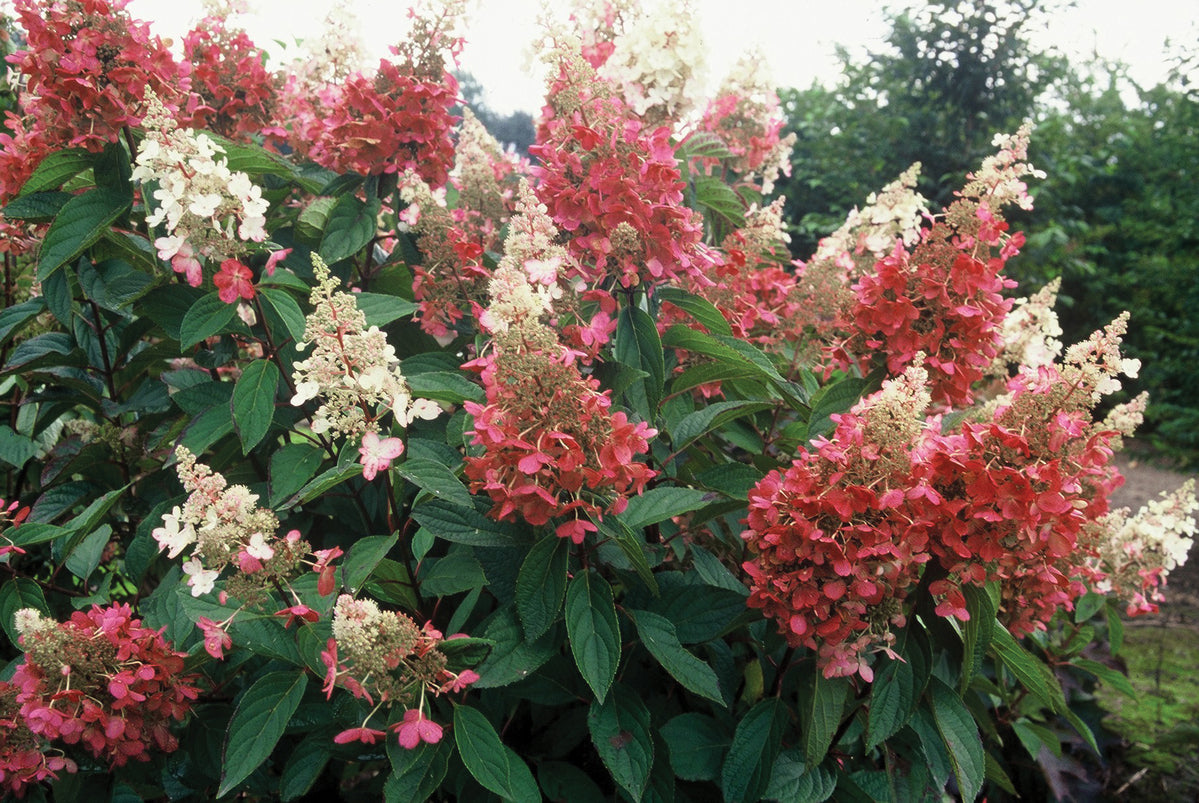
[125,0,1197,115]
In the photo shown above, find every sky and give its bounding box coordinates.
[125,0,1197,115]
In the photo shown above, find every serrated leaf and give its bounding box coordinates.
[319,194,380,264]
[595,517,659,594]
[661,712,727,782]
[866,658,917,750]
[620,486,712,530]
[928,678,984,803]
[453,704,540,802]
[960,584,996,694]
[37,187,131,280]
[339,534,398,593]
[0,298,46,345]
[2,190,71,222]
[258,287,308,345]
[279,733,332,801]
[269,442,325,508]
[473,607,556,688]
[670,400,774,452]
[218,671,308,797]
[515,535,569,642]
[419,548,486,596]
[799,665,849,766]
[616,304,665,415]
[18,148,94,196]
[395,457,472,509]
[566,571,621,703]
[588,684,654,801]
[537,761,607,803]
[989,624,1065,713]
[355,292,418,328]
[721,697,787,803]
[0,578,50,646]
[180,292,238,349]
[0,426,38,470]
[694,174,746,226]
[629,609,723,704]
[1072,657,1136,698]
[656,286,734,336]
[410,499,530,547]
[385,739,451,803]
[406,370,485,404]
[764,748,838,803]
[231,359,280,453]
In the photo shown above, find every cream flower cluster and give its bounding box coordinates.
[290,255,441,438]
[599,0,707,123]
[151,446,281,596]
[815,163,929,265]
[961,121,1046,212]
[1062,312,1142,402]
[989,277,1064,375]
[132,91,268,282]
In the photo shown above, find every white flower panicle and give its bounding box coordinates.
[1089,481,1198,613]
[1063,312,1141,402]
[961,121,1046,212]
[989,278,1064,375]
[151,446,286,596]
[815,163,929,265]
[856,355,932,454]
[599,0,707,123]
[290,255,441,438]
[133,91,268,279]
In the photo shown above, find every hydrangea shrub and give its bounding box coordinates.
[0,0,1193,800]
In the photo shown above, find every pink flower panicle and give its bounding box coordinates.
[0,680,77,797]
[10,604,199,769]
[181,13,277,141]
[531,40,712,292]
[321,595,477,749]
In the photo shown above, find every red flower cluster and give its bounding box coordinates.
[11,604,200,768]
[0,682,75,797]
[464,349,656,542]
[531,53,711,291]
[840,217,1017,408]
[743,360,1125,678]
[303,58,457,182]
[181,17,277,142]
[8,0,190,152]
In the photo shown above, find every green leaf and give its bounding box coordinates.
[385,739,451,803]
[721,697,786,803]
[395,457,472,509]
[644,580,748,644]
[565,571,621,703]
[661,712,728,782]
[279,733,332,801]
[960,584,996,694]
[37,187,131,280]
[280,462,361,509]
[694,174,746,226]
[453,704,540,802]
[339,534,398,593]
[0,298,47,345]
[588,684,654,801]
[656,286,733,336]
[410,500,531,547]
[231,359,280,453]
[180,292,238,349]
[405,370,485,404]
[2,190,71,222]
[218,670,308,797]
[269,442,325,508]
[1074,591,1105,624]
[799,664,849,766]
[763,748,838,803]
[18,148,94,196]
[619,486,712,530]
[258,287,308,345]
[1072,657,1136,698]
[989,624,1065,713]
[0,578,50,647]
[473,607,557,688]
[419,548,487,596]
[629,609,723,704]
[866,658,916,751]
[616,304,666,415]
[319,195,380,264]
[928,678,984,803]
[1106,600,1124,655]
[355,292,418,328]
[806,376,873,440]
[515,535,569,642]
[595,517,658,594]
[537,761,607,803]
[0,426,39,470]
[364,558,422,611]
[670,400,774,453]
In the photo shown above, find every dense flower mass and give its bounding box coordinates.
[321,595,478,748]
[532,42,712,292]
[181,10,277,141]
[8,605,199,770]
